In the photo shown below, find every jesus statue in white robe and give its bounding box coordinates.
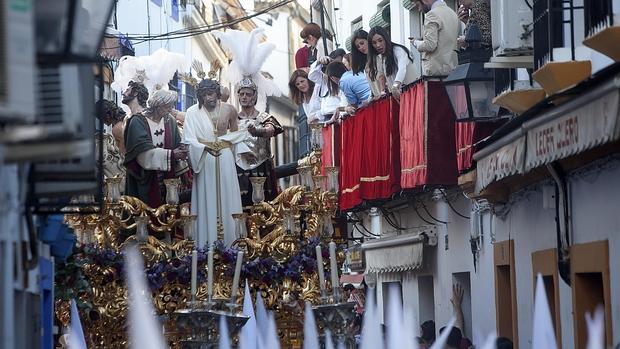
[183,102,244,247]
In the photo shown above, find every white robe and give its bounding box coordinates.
[183,104,243,247]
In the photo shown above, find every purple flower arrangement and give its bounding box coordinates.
[60,237,328,295]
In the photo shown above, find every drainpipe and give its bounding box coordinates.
[369,207,382,237]
[547,162,571,285]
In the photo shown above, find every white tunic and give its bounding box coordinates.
[183,104,243,247]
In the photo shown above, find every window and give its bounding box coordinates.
[273,125,299,187]
[382,281,403,327]
[494,240,518,347]
[583,0,613,37]
[351,16,363,33]
[453,272,473,340]
[533,0,565,69]
[274,125,298,167]
[418,275,435,325]
[181,82,196,112]
[532,248,562,348]
[571,240,612,348]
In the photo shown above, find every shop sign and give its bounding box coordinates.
[347,244,365,272]
[476,136,526,192]
[526,91,620,170]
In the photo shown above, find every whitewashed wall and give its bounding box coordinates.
[116,0,189,57]
[489,160,620,348]
[362,158,620,348]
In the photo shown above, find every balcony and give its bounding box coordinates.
[322,78,496,211]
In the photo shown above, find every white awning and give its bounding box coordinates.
[362,233,426,274]
[475,133,526,192]
[473,74,620,191]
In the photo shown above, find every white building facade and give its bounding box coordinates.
[332,1,620,348]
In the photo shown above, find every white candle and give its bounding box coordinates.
[329,242,339,295]
[230,251,244,302]
[315,245,326,292]
[190,250,198,300]
[207,247,214,299]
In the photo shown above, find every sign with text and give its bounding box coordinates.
[476,136,526,192]
[526,91,620,170]
[347,244,365,272]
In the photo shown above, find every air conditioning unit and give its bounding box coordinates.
[0,0,37,123]
[1,63,95,158]
[491,0,534,57]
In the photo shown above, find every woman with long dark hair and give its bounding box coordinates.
[367,26,419,98]
[288,69,321,124]
[350,29,386,98]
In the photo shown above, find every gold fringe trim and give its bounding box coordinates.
[360,174,390,182]
[401,164,427,173]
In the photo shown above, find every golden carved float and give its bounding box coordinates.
[55,150,343,348]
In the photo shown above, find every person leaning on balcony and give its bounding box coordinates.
[326,60,371,120]
[289,69,320,125]
[308,54,348,124]
[410,0,460,77]
[295,23,326,71]
[350,29,386,100]
[367,26,419,100]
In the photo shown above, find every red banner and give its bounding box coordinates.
[456,122,475,173]
[359,98,400,200]
[399,81,458,188]
[339,114,365,210]
[338,98,401,210]
[321,123,341,172]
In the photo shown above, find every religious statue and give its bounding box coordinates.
[123,89,189,208]
[213,27,284,207]
[95,99,126,187]
[119,80,149,154]
[235,80,283,206]
[183,78,243,247]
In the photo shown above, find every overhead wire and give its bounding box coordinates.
[413,206,436,226]
[415,198,448,225]
[440,189,471,220]
[117,0,294,45]
[351,212,379,237]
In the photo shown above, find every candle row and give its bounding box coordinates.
[189,242,340,304]
[189,246,244,305]
[315,241,340,301]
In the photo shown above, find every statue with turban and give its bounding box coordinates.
[123,88,189,208]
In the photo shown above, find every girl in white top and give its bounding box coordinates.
[288,69,320,124]
[308,58,348,123]
[367,26,420,99]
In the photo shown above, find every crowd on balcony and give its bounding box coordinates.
[289,0,492,210]
[289,0,491,130]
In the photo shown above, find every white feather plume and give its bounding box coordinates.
[112,48,189,95]
[212,28,281,112]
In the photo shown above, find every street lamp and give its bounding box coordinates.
[443,25,499,122]
[35,0,115,62]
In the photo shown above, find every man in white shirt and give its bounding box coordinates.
[411,0,460,77]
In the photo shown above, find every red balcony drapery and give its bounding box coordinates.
[339,98,401,210]
[456,122,475,173]
[399,80,458,188]
[360,98,400,200]
[456,121,505,173]
[321,123,341,172]
[339,114,365,210]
